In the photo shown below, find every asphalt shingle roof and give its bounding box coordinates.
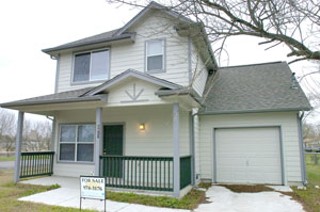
[42,30,135,53]
[200,61,311,114]
[0,87,96,107]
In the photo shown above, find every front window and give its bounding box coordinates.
[73,49,109,82]
[146,39,165,72]
[59,124,95,162]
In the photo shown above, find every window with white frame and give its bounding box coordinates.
[59,124,95,162]
[146,39,165,72]
[73,49,109,82]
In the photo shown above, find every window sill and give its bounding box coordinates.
[146,69,166,74]
[57,161,95,165]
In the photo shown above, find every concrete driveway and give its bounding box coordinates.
[19,176,304,212]
[194,186,304,212]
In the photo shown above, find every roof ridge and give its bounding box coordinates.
[219,61,285,69]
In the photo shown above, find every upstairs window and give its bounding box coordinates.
[146,39,165,72]
[73,49,109,83]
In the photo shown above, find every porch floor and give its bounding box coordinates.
[19,176,188,212]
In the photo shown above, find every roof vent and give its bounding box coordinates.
[291,72,299,90]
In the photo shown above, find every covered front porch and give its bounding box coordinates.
[13,102,195,198]
[2,70,199,197]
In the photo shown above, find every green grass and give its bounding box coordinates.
[0,156,15,161]
[292,154,320,212]
[0,169,94,212]
[107,189,205,210]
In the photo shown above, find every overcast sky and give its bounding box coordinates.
[0,0,318,122]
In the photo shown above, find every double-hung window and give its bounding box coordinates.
[146,39,165,72]
[59,124,95,162]
[73,49,109,82]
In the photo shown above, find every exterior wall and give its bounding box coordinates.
[198,112,303,185]
[52,104,190,177]
[56,11,191,93]
[190,41,208,96]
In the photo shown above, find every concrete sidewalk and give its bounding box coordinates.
[19,176,304,212]
[19,176,188,212]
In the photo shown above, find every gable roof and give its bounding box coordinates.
[115,1,194,36]
[200,61,311,114]
[42,1,217,70]
[84,69,182,96]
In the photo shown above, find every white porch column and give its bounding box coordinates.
[95,108,103,176]
[14,111,24,183]
[173,103,180,197]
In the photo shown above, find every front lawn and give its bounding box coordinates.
[0,169,94,212]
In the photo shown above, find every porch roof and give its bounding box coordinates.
[199,61,311,114]
[0,69,198,112]
[0,87,106,108]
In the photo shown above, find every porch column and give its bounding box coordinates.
[173,103,180,197]
[14,111,24,183]
[95,108,103,176]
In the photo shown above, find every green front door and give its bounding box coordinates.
[103,125,123,178]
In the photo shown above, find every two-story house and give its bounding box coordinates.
[1,2,311,198]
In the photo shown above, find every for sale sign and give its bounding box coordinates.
[80,176,106,200]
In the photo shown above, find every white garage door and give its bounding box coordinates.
[215,127,283,184]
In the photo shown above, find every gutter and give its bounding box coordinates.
[42,33,136,55]
[0,94,108,108]
[198,107,312,115]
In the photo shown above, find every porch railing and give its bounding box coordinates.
[100,155,174,191]
[100,155,192,192]
[20,151,55,178]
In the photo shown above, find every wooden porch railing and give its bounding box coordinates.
[20,151,55,178]
[100,155,174,191]
[100,155,192,192]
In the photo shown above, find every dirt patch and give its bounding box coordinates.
[220,184,274,193]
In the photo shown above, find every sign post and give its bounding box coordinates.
[80,176,106,211]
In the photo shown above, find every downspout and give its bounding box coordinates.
[297,112,308,185]
[50,54,60,94]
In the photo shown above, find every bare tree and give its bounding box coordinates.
[23,120,52,152]
[107,0,320,64]
[0,109,16,153]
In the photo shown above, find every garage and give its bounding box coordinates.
[214,127,283,184]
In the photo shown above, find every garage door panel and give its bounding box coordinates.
[215,127,282,184]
